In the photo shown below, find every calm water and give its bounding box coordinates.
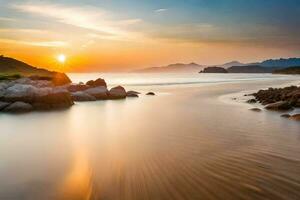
[1,73,300,200]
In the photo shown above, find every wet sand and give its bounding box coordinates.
[0,78,300,200]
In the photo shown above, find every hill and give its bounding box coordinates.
[133,63,205,73]
[273,66,300,74]
[0,55,71,85]
[258,58,300,68]
[217,61,245,69]
[227,65,275,73]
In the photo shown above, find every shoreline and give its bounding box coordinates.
[1,74,300,199]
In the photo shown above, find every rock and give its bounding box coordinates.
[127,91,140,97]
[281,114,291,118]
[33,88,74,110]
[71,91,96,101]
[0,82,8,90]
[0,101,10,110]
[67,84,90,92]
[126,93,139,97]
[32,80,53,88]
[3,101,33,113]
[51,73,72,86]
[1,84,38,103]
[146,92,155,96]
[109,86,127,99]
[86,78,107,88]
[85,86,108,100]
[289,114,300,121]
[14,77,32,84]
[253,86,300,106]
[249,108,262,112]
[247,99,257,104]
[265,101,293,111]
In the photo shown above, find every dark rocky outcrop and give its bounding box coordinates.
[200,67,228,73]
[248,85,300,121]
[252,86,300,107]
[247,99,257,104]
[249,108,262,112]
[146,92,155,96]
[273,66,300,75]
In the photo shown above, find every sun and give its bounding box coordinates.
[57,54,66,63]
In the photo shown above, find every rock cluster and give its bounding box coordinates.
[248,85,300,122]
[0,77,154,113]
[252,86,300,110]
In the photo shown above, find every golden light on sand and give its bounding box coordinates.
[57,54,66,63]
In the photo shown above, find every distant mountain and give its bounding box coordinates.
[133,57,300,73]
[258,58,300,68]
[200,65,283,73]
[273,66,300,74]
[134,62,205,73]
[217,61,245,69]
[0,55,71,85]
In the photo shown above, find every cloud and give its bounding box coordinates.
[155,8,167,13]
[0,38,67,47]
[10,2,144,41]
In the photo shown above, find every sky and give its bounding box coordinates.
[0,0,300,72]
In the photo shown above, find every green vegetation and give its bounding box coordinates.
[0,73,22,81]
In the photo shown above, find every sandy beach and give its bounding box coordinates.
[0,74,300,200]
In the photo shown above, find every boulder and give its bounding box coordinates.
[265,101,292,111]
[1,84,38,103]
[3,101,33,113]
[86,78,107,88]
[71,91,96,101]
[32,80,53,88]
[109,86,127,99]
[247,99,257,104]
[85,86,108,100]
[67,84,90,92]
[289,114,300,121]
[281,114,291,118]
[126,91,139,98]
[249,108,261,112]
[0,101,10,110]
[33,88,74,110]
[146,92,155,96]
[127,90,140,95]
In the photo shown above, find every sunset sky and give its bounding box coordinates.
[0,0,300,72]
